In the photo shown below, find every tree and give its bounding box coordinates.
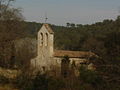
[0,0,18,20]
[0,0,24,40]
[104,32,120,62]
[79,65,105,90]
[82,37,106,56]
[15,38,37,69]
[66,22,70,27]
[61,56,70,78]
[76,24,83,28]
[0,0,25,68]
[70,23,75,27]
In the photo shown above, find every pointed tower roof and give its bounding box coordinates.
[43,24,54,34]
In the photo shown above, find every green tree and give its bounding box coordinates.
[66,22,70,27]
[70,23,75,27]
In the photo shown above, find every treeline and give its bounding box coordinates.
[24,16,120,51]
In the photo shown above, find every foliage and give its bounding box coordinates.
[62,56,70,63]
[15,71,34,90]
[15,71,65,90]
[0,0,27,68]
[33,73,48,90]
[61,56,70,78]
[32,72,65,90]
[79,66,105,89]
[0,75,9,84]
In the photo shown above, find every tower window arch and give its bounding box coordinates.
[45,33,48,46]
[40,33,43,46]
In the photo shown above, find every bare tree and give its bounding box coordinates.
[14,38,37,69]
[0,0,16,20]
[0,0,25,68]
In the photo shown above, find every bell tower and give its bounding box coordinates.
[37,24,54,70]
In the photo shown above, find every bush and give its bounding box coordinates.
[0,75,9,84]
[15,72,33,90]
[33,72,65,90]
[15,71,65,90]
[33,73,48,90]
[79,65,105,89]
[48,77,65,90]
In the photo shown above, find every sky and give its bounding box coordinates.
[15,0,120,25]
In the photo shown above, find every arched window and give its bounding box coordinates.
[40,33,43,46]
[45,33,48,46]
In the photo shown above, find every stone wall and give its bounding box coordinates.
[36,25,54,70]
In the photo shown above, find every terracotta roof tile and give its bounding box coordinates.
[54,50,96,58]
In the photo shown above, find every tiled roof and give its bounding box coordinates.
[54,50,97,58]
[43,24,54,34]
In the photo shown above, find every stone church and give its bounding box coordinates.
[31,24,96,72]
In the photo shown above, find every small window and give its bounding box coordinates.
[40,33,43,46]
[45,33,48,46]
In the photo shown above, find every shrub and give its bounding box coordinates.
[0,75,9,84]
[33,73,48,90]
[33,72,65,90]
[79,65,105,89]
[15,72,33,90]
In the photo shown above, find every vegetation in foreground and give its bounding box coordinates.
[0,65,105,90]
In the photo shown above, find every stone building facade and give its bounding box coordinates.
[31,24,96,72]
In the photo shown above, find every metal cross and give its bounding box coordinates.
[45,17,48,23]
[45,13,48,23]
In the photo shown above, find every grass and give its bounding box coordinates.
[0,67,20,79]
[0,84,19,90]
[0,67,20,90]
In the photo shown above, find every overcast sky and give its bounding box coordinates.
[15,0,120,25]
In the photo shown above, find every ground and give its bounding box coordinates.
[0,84,18,90]
[0,67,20,90]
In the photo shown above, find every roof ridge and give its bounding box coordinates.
[43,24,54,34]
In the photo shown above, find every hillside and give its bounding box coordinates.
[22,17,120,89]
[0,16,120,90]
[24,16,120,51]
